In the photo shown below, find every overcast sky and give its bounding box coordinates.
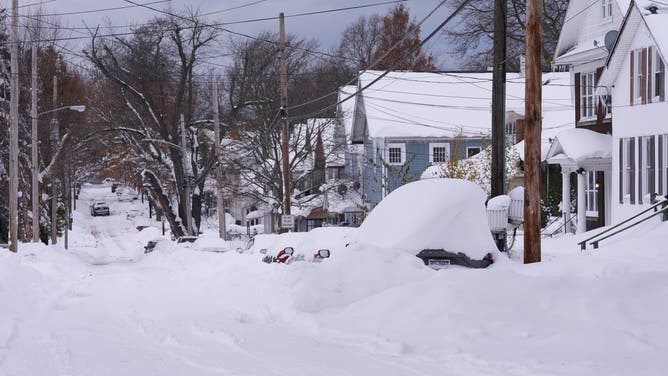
[1,0,457,68]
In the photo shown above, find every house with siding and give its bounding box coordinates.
[597,0,668,223]
[551,0,630,232]
[349,70,572,208]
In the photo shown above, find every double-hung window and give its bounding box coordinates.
[602,0,613,21]
[429,143,450,163]
[652,49,665,101]
[641,136,653,198]
[623,138,632,198]
[580,71,597,119]
[386,143,406,165]
[634,50,644,104]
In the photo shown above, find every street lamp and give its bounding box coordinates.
[31,104,86,243]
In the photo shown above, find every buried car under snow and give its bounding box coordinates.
[350,178,500,269]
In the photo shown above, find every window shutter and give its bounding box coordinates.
[619,139,624,204]
[661,58,666,102]
[650,135,656,200]
[660,135,665,195]
[630,51,635,106]
[575,72,581,122]
[630,137,636,204]
[638,137,643,204]
[648,47,653,104]
[642,48,648,105]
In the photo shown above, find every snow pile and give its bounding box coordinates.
[354,179,498,259]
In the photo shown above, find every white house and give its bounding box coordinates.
[551,0,630,232]
[597,0,668,222]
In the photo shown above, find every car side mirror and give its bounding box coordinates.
[283,247,294,255]
[235,247,244,254]
[317,249,331,258]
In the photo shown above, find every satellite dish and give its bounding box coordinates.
[352,181,361,190]
[337,184,348,196]
[604,30,618,51]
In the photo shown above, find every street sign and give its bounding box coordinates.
[281,214,294,229]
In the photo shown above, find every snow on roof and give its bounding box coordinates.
[599,1,668,87]
[554,0,630,63]
[639,1,668,59]
[546,128,612,164]
[338,85,357,141]
[354,71,573,141]
[353,179,497,259]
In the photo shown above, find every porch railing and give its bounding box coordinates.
[578,196,668,250]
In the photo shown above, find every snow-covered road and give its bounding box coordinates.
[1,184,667,375]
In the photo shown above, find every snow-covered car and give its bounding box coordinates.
[90,201,110,216]
[261,247,331,264]
[351,179,500,269]
[126,209,142,219]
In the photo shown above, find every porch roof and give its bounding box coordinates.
[546,128,612,167]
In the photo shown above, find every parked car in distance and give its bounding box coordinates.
[90,201,110,216]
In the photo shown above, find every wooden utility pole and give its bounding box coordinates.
[524,0,542,264]
[491,0,506,199]
[8,0,19,252]
[211,78,227,240]
[31,43,40,242]
[180,114,193,236]
[279,12,291,216]
[51,76,58,245]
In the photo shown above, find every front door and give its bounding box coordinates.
[586,171,606,230]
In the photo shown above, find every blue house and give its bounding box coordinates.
[347,70,572,207]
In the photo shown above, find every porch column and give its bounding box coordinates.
[562,170,571,233]
[577,171,587,234]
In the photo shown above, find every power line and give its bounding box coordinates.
[286,0,473,121]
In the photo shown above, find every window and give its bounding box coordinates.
[585,171,598,216]
[641,137,651,198]
[505,121,517,144]
[429,143,450,163]
[623,138,632,197]
[467,147,481,158]
[652,49,665,101]
[580,71,597,118]
[386,143,405,165]
[602,0,613,21]
[634,49,643,104]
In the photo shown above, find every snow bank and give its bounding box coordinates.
[354,179,498,259]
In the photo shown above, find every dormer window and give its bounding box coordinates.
[602,0,613,22]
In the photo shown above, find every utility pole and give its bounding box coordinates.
[180,114,193,236]
[279,12,291,217]
[31,43,40,242]
[491,0,506,198]
[491,0,507,252]
[8,0,19,252]
[51,76,58,245]
[212,78,227,240]
[524,0,542,264]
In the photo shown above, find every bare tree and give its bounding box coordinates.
[338,14,383,69]
[445,0,568,70]
[85,12,218,238]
